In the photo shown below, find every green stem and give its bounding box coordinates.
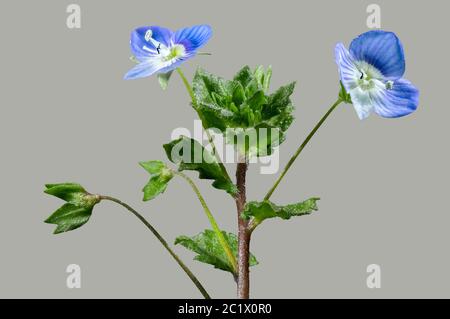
[99,195,211,299]
[264,98,343,201]
[173,171,238,274]
[176,68,231,184]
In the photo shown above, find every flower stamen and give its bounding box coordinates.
[143,29,166,54]
[385,81,394,90]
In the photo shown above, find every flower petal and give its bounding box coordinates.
[173,25,212,52]
[349,30,405,80]
[372,79,419,118]
[335,43,359,93]
[130,26,173,60]
[349,86,380,120]
[157,55,193,74]
[124,60,164,80]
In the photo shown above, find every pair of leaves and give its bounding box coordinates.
[192,66,296,157]
[175,229,258,274]
[140,161,174,201]
[164,136,237,196]
[242,198,320,225]
[44,183,100,234]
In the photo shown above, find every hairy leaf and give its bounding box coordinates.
[243,198,320,223]
[164,136,237,196]
[192,66,296,158]
[45,203,94,234]
[44,183,100,234]
[175,229,258,273]
[44,183,87,205]
[140,160,174,201]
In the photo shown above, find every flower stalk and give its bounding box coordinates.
[173,171,238,275]
[264,98,343,201]
[99,195,211,299]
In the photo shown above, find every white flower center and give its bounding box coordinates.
[354,61,385,91]
[345,61,396,119]
[162,44,186,62]
[142,31,186,64]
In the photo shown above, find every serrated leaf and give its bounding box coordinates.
[233,65,253,88]
[243,198,320,224]
[140,160,165,174]
[163,136,237,196]
[263,82,296,132]
[192,66,296,158]
[262,66,272,93]
[45,203,93,234]
[175,229,258,273]
[44,183,87,205]
[139,160,174,201]
[157,71,173,90]
[44,183,100,234]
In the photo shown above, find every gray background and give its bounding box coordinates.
[0,0,447,298]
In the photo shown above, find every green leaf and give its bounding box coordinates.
[157,71,173,90]
[192,66,296,158]
[263,82,296,132]
[44,183,100,234]
[45,203,93,234]
[233,65,253,88]
[262,66,272,94]
[139,160,174,201]
[44,183,87,205]
[242,198,320,224]
[163,136,237,196]
[140,160,165,174]
[175,229,258,273]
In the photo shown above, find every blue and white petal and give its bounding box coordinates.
[130,26,173,61]
[372,79,419,118]
[157,54,194,74]
[336,43,386,120]
[173,25,212,52]
[349,30,405,80]
[335,43,360,93]
[124,59,164,80]
[347,80,385,120]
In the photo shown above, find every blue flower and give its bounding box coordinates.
[335,30,419,119]
[124,25,212,80]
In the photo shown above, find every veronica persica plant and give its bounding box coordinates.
[44,27,419,299]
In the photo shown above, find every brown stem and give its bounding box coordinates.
[236,161,250,299]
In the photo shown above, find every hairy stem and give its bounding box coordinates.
[236,161,250,299]
[264,98,343,201]
[99,195,211,299]
[176,67,231,182]
[173,171,238,274]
